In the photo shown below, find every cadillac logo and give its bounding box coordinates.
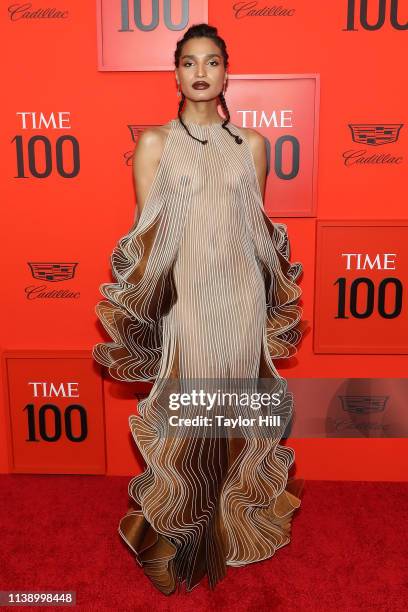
[348,123,403,146]
[28,262,78,282]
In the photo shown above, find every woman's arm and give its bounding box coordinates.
[246,129,268,200]
[132,126,167,222]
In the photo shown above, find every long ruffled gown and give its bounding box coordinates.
[92,118,304,595]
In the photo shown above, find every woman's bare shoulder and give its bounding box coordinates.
[236,125,265,143]
[135,121,172,160]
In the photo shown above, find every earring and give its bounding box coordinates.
[176,83,181,97]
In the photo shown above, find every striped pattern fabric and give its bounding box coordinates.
[92,118,304,595]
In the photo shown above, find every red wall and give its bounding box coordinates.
[1,1,407,480]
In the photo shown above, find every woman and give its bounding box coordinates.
[93,23,304,595]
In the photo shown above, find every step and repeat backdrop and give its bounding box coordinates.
[1,0,407,480]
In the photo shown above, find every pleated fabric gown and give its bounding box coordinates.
[92,118,304,595]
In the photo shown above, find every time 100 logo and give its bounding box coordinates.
[344,0,408,30]
[119,0,192,31]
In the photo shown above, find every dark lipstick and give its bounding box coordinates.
[192,81,210,89]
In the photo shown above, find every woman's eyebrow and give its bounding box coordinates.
[180,53,222,60]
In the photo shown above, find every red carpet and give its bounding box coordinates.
[1,475,407,611]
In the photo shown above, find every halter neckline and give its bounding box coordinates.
[173,118,225,128]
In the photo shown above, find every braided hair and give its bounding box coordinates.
[174,23,243,146]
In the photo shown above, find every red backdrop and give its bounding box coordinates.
[1,0,407,480]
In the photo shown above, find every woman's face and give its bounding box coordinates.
[176,37,226,101]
